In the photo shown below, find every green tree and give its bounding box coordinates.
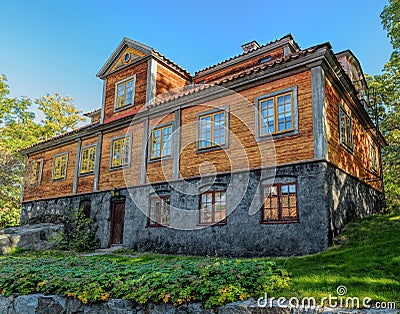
[0,75,86,227]
[0,149,23,227]
[367,1,400,211]
[35,93,86,139]
[381,0,400,50]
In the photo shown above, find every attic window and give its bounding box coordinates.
[115,75,136,110]
[124,53,131,63]
[259,56,272,64]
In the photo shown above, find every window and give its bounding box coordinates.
[339,105,353,152]
[115,76,135,110]
[80,145,96,175]
[28,159,43,186]
[198,110,226,149]
[370,143,378,173]
[258,91,294,136]
[199,190,227,225]
[262,183,298,223]
[111,137,130,168]
[52,152,68,180]
[259,56,272,64]
[150,124,172,160]
[148,196,170,226]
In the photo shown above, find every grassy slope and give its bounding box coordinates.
[272,211,400,305]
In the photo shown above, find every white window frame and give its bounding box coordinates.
[114,75,136,111]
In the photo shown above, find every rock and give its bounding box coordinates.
[0,295,12,314]
[37,295,67,314]
[176,303,213,313]
[84,298,134,313]
[147,303,177,314]
[9,294,40,314]
[65,297,84,314]
[0,223,63,254]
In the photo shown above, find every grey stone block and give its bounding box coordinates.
[84,298,134,314]
[9,294,40,314]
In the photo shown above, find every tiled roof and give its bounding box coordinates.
[148,42,330,108]
[194,34,299,76]
[19,122,99,152]
[83,108,101,117]
[152,50,191,78]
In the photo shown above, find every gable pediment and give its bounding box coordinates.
[97,37,153,79]
[110,47,147,72]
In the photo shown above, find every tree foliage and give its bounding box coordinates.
[35,93,86,139]
[367,2,400,211]
[381,0,400,50]
[0,74,86,227]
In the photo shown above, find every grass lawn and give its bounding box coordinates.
[273,210,400,306]
[0,211,399,308]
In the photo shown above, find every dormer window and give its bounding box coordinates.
[259,56,272,64]
[115,75,136,110]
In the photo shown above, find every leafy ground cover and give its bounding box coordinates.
[0,252,290,307]
[0,211,398,308]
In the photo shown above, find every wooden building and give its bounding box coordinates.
[19,35,385,256]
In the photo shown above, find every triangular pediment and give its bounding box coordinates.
[97,37,153,78]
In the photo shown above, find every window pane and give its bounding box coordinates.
[161,198,170,225]
[117,83,125,108]
[200,193,213,223]
[200,116,211,148]
[125,80,134,105]
[213,112,225,145]
[162,126,172,156]
[215,191,227,222]
[122,139,130,166]
[151,129,161,158]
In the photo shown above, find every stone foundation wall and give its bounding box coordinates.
[21,162,384,257]
[325,163,384,242]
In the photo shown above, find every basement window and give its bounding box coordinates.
[148,195,170,227]
[261,182,298,223]
[199,190,227,225]
[28,159,44,186]
[52,152,68,180]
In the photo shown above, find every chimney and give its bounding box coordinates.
[241,40,260,53]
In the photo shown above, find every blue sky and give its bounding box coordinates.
[0,0,393,116]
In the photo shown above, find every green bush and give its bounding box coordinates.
[0,207,21,228]
[57,207,99,252]
[0,253,291,307]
